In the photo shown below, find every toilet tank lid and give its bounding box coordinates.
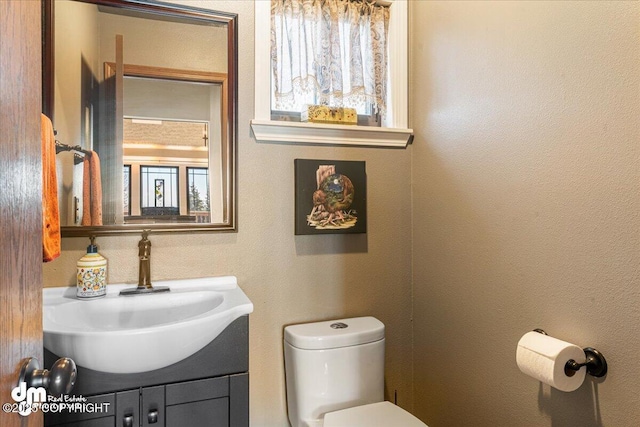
[284,316,384,350]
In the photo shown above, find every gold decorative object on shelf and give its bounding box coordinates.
[301,105,357,125]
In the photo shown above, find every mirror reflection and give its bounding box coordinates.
[46,0,237,235]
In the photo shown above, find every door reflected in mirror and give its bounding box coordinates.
[43,0,237,235]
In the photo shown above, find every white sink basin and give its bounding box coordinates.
[43,276,253,374]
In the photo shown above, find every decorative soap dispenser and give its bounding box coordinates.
[77,236,107,299]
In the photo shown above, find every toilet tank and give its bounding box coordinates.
[284,317,385,427]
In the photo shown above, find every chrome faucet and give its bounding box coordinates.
[120,230,170,296]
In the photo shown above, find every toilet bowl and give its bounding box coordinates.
[284,316,427,427]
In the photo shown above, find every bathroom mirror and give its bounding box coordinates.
[43,0,237,235]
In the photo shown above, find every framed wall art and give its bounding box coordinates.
[295,159,367,235]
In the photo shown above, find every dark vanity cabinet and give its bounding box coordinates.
[44,317,249,427]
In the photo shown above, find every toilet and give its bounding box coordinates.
[284,316,427,427]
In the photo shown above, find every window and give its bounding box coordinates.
[187,167,210,223]
[140,166,179,216]
[123,165,131,216]
[252,0,412,147]
[270,0,390,127]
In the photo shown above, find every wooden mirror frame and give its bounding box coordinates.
[42,0,238,236]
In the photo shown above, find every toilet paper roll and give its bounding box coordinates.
[516,331,586,392]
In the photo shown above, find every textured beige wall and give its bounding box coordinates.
[43,1,413,426]
[411,2,640,426]
[54,0,100,225]
[98,7,227,73]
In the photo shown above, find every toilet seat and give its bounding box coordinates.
[323,401,428,427]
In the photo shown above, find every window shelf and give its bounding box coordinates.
[250,120,413,148]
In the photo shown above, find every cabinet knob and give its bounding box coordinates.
[123,414,134,427]
[148,409,159,424]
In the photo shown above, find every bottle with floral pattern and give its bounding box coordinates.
[77,236,107,299]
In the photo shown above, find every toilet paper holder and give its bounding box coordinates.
[533,329,608,378]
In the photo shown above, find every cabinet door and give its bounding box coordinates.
[165,397,229,427]
[142,386,165,427]
[229,373,249,427]
[165,377,230,427]
[44,393,115,426]
[116,389,140,427]
[55,418,115,427]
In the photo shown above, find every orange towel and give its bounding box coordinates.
[81,151,103,226]
[41,114,61,262]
